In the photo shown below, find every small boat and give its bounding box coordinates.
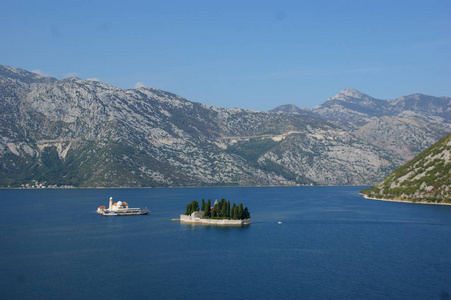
[277,221,282,224]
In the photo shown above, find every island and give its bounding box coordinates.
[177,198,251,225]
[97,197,149,216]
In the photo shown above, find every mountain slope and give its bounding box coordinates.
[313,88,388,126]
[312,88,451,126]
[0,66,339,187]
[268,104,316,116]
[361,133,451,204]
[1,65,450,187]
[271,88,451,160]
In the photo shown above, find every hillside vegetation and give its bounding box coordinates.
[361,133,451,204]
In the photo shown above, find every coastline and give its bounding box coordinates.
[2,184,370,190]
[361,194,451,206]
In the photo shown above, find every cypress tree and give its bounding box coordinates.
[185,199,249,220]
[205,199,211,218]
[216,200,221,212]
[185,202,192,215]
[221,200,228,218]
[192,200,199,212]
[238,203,244,220]
[231,203,237,219]
[243,207,250,219]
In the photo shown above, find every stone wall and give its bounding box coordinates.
[179,214,250,226]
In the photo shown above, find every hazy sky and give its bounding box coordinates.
[2,0,450,111]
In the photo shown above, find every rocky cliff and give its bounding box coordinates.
[1,66,450,187]
[361,133,451,203]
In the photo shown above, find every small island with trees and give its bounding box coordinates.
[177,198,251,226]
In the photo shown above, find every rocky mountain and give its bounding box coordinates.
[0,66,450,187]
[0,65,57,84]
[314,88,451,125]
[313,88,389,126]
[271,88,451,160]
[361,133,451,204]
[274,88,451,126]
[268,104,316,116]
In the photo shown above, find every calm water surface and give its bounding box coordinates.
[1,187,451,300]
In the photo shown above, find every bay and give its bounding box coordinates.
[1,186,451,299]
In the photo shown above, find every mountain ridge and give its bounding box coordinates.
[272,88,451,124]
[1,65,450,187]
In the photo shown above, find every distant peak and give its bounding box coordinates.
[268,104,314,116]
[328,88,372,101]
[338,88,365,97]
[0,65,57,84]
[269,104,300,112]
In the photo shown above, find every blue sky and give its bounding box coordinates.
[2,0,450,111]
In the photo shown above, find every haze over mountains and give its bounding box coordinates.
[1,65,450,187]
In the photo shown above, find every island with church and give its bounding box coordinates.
[176,198,251,226]
[97,197,149,216]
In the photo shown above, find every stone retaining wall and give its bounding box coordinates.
[179,214,250,225]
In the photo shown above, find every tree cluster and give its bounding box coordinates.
[185,198,250,220]
[185,200,200,216]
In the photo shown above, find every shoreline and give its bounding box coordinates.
[177,214,251,226]
[361,194,451,206]
[0,185,367,190]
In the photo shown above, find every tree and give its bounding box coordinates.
[220,198,228,218]
[243,207,250,219]
[238,203,244,220]
[185,202,192,215]
[231,203,237,219]
[185,200,199,215]
[191,200,199,213]
[184,198,250,220]
[205,199,211,218]
[201,199,206,212]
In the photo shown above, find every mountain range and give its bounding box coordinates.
[1,65,450,187]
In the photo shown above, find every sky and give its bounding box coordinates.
[2,0,450,111]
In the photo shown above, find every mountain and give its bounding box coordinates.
[0,66,450,187]
[313,88,388,126]
[361,133,451,204]
[272,88,451,160]
[274,88,451,126]
[268,104,316,116]
[0,65,57,84]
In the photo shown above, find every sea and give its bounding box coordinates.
[1,186,451,300]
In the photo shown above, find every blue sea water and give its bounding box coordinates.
[1,186,451,300]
